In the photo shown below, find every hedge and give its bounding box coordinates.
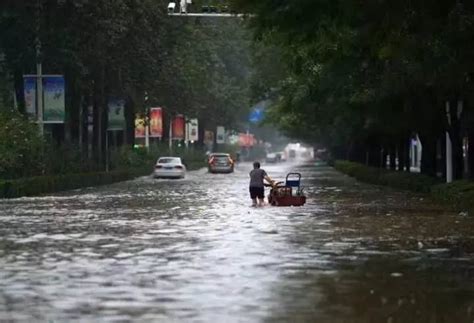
[335,160,474,213]
[0,161,208,199]
[431,181,474,212]
[0,168,151,199]
[334,160,440,193]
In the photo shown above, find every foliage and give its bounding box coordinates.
[0,167,151,198]
[0,0,255,174]
[152,17,253,130]
[232,0,474,177]
[0,109,45,179]
[335,160,441,193]
[431,181,474,213]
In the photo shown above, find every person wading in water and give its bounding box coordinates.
[249,161,274,207]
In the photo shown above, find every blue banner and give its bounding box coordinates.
[108,97,126,130]
[43,76,65,123]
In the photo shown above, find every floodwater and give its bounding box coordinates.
[1,162,474,322]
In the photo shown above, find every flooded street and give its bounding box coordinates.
[1,162,474,322]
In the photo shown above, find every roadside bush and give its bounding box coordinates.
[0,109,46,179]
[335,160,441,192]
[111,146,155,170]
[43,144,102,175]
[0,167,151,198]
[334,160,382,185]
[379,171,440,193]
[431,181,474,212]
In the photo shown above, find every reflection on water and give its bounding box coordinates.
[1,163,474,322]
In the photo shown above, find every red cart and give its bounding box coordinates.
[268,172,306,207]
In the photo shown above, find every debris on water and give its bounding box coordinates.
[426,248,450,254]
[390,272,403,278]
[258,228,279,234]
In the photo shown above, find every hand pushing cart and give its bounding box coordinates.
[267,172,306,207]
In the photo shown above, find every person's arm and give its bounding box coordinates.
[263,172,274,185]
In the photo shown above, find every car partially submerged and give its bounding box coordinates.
[154,157,186,179]
[208,153,234,173]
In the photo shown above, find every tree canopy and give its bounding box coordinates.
[232,0,474,177]
[0,0,255,171]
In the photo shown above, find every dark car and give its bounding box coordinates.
[265,153,278,163]
[208,153,234,173]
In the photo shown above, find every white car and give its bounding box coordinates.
[153,157,186,179]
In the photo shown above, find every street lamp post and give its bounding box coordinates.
[145,112,150,151]
[144,93,150,151]
[169,115,173,153]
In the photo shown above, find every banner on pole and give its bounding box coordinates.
[216,126,225,144]
[239,133,255,147]
[135,114,146,138]
[172,114,185,140]
[43,76,65,123]
[108,97,126,130]
[204,130,214,146]
[23,76,36,116]
[187,118,199,142]
[149,107,163,138]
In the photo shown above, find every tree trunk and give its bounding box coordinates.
[468,130,474,179]
[348,141,365,163]
[367,141,381,168]
[419,133,437,177]
[448,100,464,180]
[389,142,397,170]
[450,129,464,180]
[124,96,135,146]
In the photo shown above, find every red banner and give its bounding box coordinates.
[149,107,163,138]
[239,133,255,147]
[135,114,146,138]
[172,114,185,140]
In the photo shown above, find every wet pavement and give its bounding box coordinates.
[1,162,474,322]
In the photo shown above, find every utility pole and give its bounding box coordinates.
[144,93,150,151]
[35,0,43,135]
[145,111,150,151]
[169,115,173,153]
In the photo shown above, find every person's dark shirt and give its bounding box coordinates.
[249,169,267,188]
